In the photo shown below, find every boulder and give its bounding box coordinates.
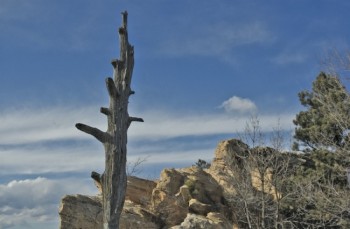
[170,213,233,229]
[151,169,189,227]
[188,199,212,215]
[59,175,158,229]
[126,176,157,206]
[209,139,250,198]
[59,195,102,229]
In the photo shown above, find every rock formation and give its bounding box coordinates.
[59,139,284,229]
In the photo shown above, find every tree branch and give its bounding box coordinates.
[129,117,144,123]
[75,123,108,143]
[100,107,110,116]
[91,171,101,183]
[128,117,144,128]
[91,171,102,194]
[121,11,128,28]
[111,59,124,69]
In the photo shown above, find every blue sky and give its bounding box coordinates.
[1,0,350,228]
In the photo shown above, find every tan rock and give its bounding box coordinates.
[175,185,192,204]
[188,199,212,215]
[170,213,214,229]
[157,168,185,195]
[59,195,102,229]
[59,195,159,229]
[206,212,233,229]
[126,176,157,206]
[151,165,230,227]
[209,139,250,198]
[120,200,159,229]
[170,213,233,229]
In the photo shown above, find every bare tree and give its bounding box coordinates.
[75,12,143,229]
[229,117,297,229]
[321,48,350,79]
[127,156,149,176]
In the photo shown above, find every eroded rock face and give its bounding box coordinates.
[151,169,189,227]
[188,199,212,215]
[209,139,250,198]
[59,139,277,229]
[150,166,228,228]
[59,195,102,229]
[59,176,159,229]
[126,176,157,206]
[59,196,159,229]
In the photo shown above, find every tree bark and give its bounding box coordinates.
[76,11,143,229]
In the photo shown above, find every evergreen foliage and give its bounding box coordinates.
[194,159,211,169]
[293,72,350,151]
[289,72,350,227]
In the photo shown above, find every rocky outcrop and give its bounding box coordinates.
[150,166,229,228]
[209,139,249,198]
[59,195,102,229]
[126,176,157,206]
[59,139,279,229]
[59,176,159,229]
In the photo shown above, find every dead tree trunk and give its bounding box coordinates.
[75,11,143,229]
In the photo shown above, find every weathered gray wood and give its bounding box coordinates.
[76,11,142,229]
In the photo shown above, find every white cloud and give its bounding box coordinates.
[0,177,96,229]
[219,96,257,114]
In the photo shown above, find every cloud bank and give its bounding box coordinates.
[0,177,96,229]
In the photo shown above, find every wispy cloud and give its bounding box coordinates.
[0,106,105,145]
[272,51,309,65]
[0,105,294,144]
[0,105,295,174]
[158,21,273,62]
[129,110,294,141]
[0,0,107,52]
[0,143,104,175]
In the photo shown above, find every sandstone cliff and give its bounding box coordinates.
[59,139,285,229]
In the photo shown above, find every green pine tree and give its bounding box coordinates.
[293,72,350,151]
